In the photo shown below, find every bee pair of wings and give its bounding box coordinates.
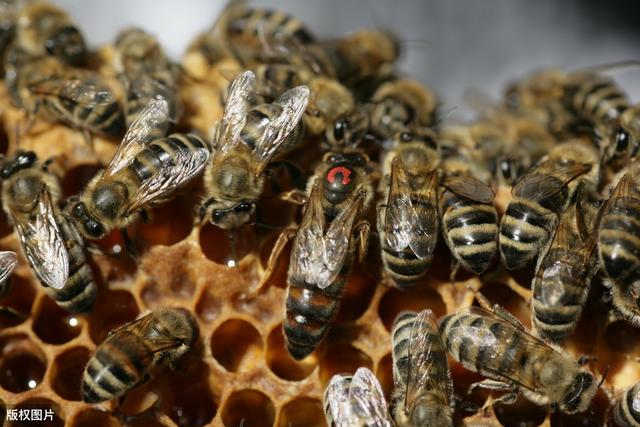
[213,70,309,175]
[104,98,209,215]
[0,251,18,285]
[326,368,392,427]
[11,189,68,290]
[29,70,119,109]
[384,157,494,258]
[290,181,364,289]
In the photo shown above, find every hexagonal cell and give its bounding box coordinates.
[69,409,121,427]
[277,398,324,427]
[0,335,46,393]
[376,353,394,400]
[140,248,197,301]
[88,290,139,344]
[211,319,262,372]
[51,346,91,401]
[494,398,547,427]
[11,398,63,427]
[378,284,446,332]
[157,360,217,427]
[336,263,377,322]
[0,276,37,328]
[319,343,373,385]
[133,199,194,247]
[32,296,83,344]
[199,224,254,267]
[221,389,275,427]
[62,164,102,197]
[266,324,316,381]
[195,288,223,322]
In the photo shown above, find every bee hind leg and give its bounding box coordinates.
[280,189,307,205]
[355,221,371,265]
[467,285,526,330]
[120,228,139,260]
[468,380,518,410]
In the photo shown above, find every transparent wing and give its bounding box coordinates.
[325,374,353,426]
[440,174,495,204]
[251,85,309,174]
[125,136,210,214]
[384,158,438,259]
[29,77,118,108]
[212,70,255,159]
[105,98,170,177]
[512,162,591,207]
[0,251,17,285]
[405,309,452,412]
[349,368,392,426]
[11,190,68,290]
[110,314,185,362]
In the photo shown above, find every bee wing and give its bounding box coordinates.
[325,374,354,425]
[0,251,18,285]
[251,85,310,174]
[212,70,255,160]
[452,306,564,393]
[384,158,438,259]
[348,368,392,426]
[29,77,118,108]
[440,174,495,204]
[511,162,591,209]
[125,136,210,214]
[11,190,68,290]
[111,314,186,361]
[104,98,170,177]
[405,309,452,411]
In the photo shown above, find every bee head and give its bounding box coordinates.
[200,198,255,230]
[559,371,597,414]
[45,25,86,66]
[69,200,106,240]
[0,151,37,178]
[324,108,369,150]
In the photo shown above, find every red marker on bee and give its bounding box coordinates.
[326,166,352,185]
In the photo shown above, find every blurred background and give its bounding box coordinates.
[52,0,640,119]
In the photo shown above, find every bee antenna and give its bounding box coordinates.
[597,365,610,389]
[578,60,640,75]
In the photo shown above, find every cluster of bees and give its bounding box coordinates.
[1,0,640,426]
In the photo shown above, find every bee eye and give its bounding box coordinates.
[86,219,104,238]
[400,132,412,142]
[333,120,346,141]
[500,159,514,178]
[17,152,36,167]
[616,128,630,152]
[212,210,225,222]
[234,202,252,212]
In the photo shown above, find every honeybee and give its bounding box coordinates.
[113,27,181,126]
[377,129,439,288]
[439,304,599,414]
[0,251,18,298]
[259,150,372,359]
[199,70,309,230]
[369,78,438,143]
[531,187,600,342]
[439,154,499,275]
[613,381,640,427]
[82,307,198,403]
[390,309,454,427]
[610,104,640,169]
[5,50,126,139]
[67,99,210,243]
[13,1,87,66]
[324,367,392,427]
[499,139,599,270]
[1,151,97,312]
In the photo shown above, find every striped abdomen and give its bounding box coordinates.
[380,195,438,289]
[123,75,179,127]
[500,197,556,270]
[241,105,305,156]
[44,214,96,313]
[284,271,349,360]
[614,382,640,427]
[532,249,592,342]
[82,331,151,403]
[228,8,315,45]
[599,196,640,280]
[569,75,629,125]
[440,191,498,274]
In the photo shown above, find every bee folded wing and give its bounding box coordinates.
[349,368,392,426]
[0,251,18,285]
[29,77,117,107]
[12,191,68,290]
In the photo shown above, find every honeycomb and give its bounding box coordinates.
[0,43,636,427]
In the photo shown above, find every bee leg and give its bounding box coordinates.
[0,307,26,322]
[468,380,519,410]
[468,285,526,330]
[243,228,297,299]
[355,221,371,265]
[449,260,460,284]
[452,394,480,413]
[280,189,307,205]
[82,129,94,151]
[140,209,150,224]
[120,229,139,260]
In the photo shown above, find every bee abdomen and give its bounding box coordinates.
[500,199,554,269]
[599,204,640,280]
[571,77,629,123]
[532,297,585,342]
[614,383,640,427]
[381,243,432,288]
[284,278,346,360]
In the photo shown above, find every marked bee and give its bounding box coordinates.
[377,129,440,288]
[199,70,309,230]
[1,151,97,312]
[259,150,372,359]
[5,51,126,139]
[13,1,87,66]
[390,309,454,427]
[499,139,599,270]
[324,367,392,427]
[439,304,599,414]
[0,251,18,298]
[67,99,210,244]
[113,27,181,126]
[369,78,438,143]
[531,186,600,342]
[613,381,640,427]
[82,307,198,403]
[439,154,499,276]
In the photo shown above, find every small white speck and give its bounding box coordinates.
[68,317,78,327]
[112,245,122,254]
[27,380,36,389]
[226,259,236,268]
